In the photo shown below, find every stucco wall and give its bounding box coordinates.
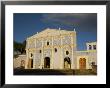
[53,47,61,69]
[14,55,26,68]
[76,51,97,69]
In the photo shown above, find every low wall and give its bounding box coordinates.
[14,55,26,69]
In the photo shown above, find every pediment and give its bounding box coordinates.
[28,28,75,39]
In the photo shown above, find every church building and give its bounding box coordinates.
[25,28,97,70]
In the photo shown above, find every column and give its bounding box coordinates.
[33,39,36,69]
[41,38,44,69]
[60,36,63,69]
[71,35,74,69]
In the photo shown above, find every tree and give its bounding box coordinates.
[14,40,26,55]
[22,40,26,54]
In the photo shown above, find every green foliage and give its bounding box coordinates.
[14,40,26,54]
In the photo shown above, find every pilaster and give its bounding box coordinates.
[41,38,44,69]
[60,36,63,69]
[51,37,54,69]
[33,39,36,69]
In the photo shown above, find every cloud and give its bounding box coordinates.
[41,13,97,27]
[40,13,97,33]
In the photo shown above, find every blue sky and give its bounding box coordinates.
[14,13,97,50]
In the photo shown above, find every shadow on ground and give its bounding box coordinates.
[14,69,97,75]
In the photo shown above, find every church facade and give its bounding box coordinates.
[25,28,97,69]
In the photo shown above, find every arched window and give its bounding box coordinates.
[89,45,92,50]
[55,48,57,52]
[66,51,69,55]
[39,50,42,53]
[91,62,95,65]
[31,53,33,57]
[93,45,96,50]
[47,41,49,45]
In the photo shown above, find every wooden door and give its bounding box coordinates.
[79,58,86,69]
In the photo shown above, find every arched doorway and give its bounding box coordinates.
[44,57,50,68]
[79,58,86,69]
[64,57,71,69]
